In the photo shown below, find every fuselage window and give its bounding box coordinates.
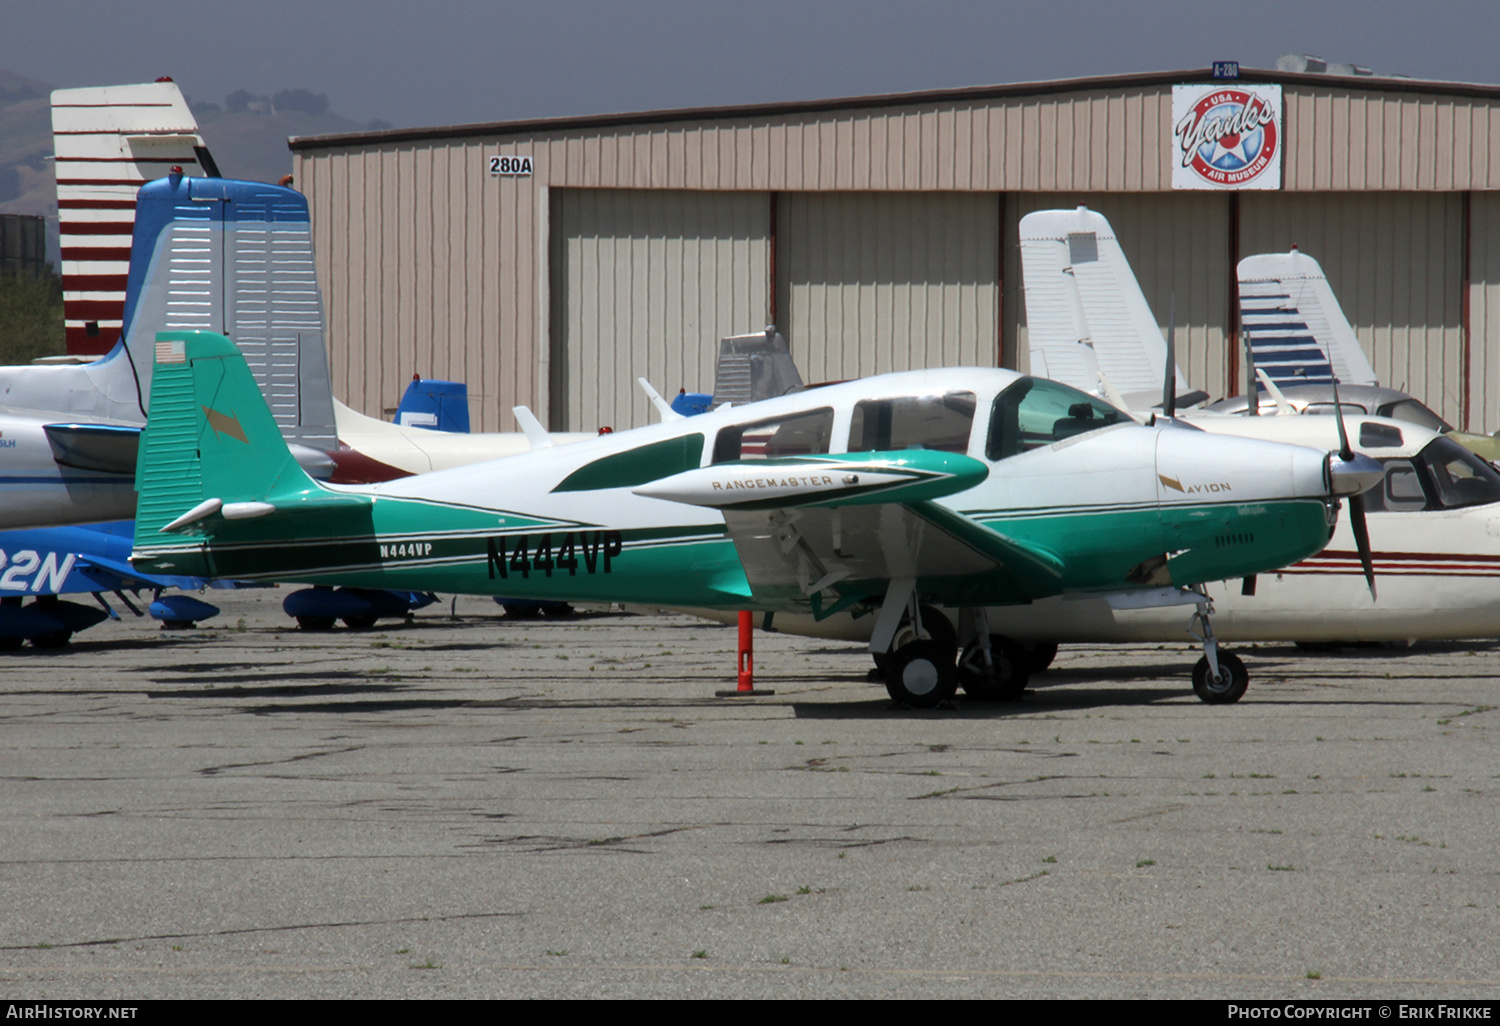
[1363,458,1427,513]
[987,377,1125,460]
[711,407,834,463]
[847,392,976,454]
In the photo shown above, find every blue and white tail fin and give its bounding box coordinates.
[1237,249,1379,389]
[1018,207,1191,410]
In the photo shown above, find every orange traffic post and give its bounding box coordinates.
[716,610,774,697]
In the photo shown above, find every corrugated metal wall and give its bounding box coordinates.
[549,188,769,432]
[776,192,999,383]
[293,78,1500,432]
[1467,192,1500,433]
[300,141,545,432]
[1239,192,1465,426]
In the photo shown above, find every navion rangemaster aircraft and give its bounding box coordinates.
[130,330,1381,708]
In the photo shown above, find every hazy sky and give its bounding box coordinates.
[5,0,1498,129]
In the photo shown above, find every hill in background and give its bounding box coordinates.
[0,71,387,263]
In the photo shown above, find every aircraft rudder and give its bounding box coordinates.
[135,331,310,537]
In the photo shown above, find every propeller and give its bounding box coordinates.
[1162,294,1176,419]
[1330,378,1377,600]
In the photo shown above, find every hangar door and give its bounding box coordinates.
[550,189,770,431]
[776,192,1000,384]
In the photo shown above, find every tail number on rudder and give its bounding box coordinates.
[487,531,623,579]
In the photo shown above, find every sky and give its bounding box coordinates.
[3,0,1499,129]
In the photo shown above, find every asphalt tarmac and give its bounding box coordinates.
[1,590,1497,1000]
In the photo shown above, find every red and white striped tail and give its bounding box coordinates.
[52,79,211,356]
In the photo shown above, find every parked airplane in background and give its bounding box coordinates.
[1020,206,1500,456]
[982,206,1500,663]
[130,330,1381,706]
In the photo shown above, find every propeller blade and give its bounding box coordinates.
[1331,377,1354,462]
[1163,294,1176,419]
[1348,492,1377,600]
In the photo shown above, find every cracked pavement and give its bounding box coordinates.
[1,591,1498,998]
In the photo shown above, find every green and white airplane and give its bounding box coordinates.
[130,330,1381,707]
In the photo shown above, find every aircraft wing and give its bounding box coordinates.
[635,451,1065,610]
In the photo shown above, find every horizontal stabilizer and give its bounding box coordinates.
[43,423,140,474]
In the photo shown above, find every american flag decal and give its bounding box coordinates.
[155,339,185,364]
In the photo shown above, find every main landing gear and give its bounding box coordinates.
[867,583,1032,709]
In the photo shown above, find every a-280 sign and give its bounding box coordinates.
[487,155,534,176]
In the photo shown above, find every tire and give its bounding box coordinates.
[160,620,195,630]
[1023,642,1059,673]
[1192,651,1249,704]
[0,637,23,651]
[883,639,958,709]
[872,606,955,681]
[502,604,541,619]
[296,616,337,631]
[341,615,378,630]
[958,635,1029,700]
[30,631,72,649]
[542,603,575,619]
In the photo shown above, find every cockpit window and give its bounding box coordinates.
[1363,437,1500,513]
[848,391,976,454]
[987,377,1126,460]
[1378,399,1453,433]
[1419,436,1500,510]
[712,407,833,463]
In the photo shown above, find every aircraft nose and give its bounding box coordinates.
[1156,427,1335,502]
[1326,451,1384,496]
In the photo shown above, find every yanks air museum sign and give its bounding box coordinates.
[1172,84,1283,190]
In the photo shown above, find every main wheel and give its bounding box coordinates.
[1192,651,1248,704]
[871,606,956,680]
[342,615,378,630]
[30,631,72,649]
[958,634,1029,700]
[296,616,337,631]
[542,603,575,619]
[883,639,958,709]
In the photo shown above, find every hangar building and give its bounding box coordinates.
[288,66,1500,434]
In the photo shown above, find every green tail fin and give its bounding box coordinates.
[134,330,320,538]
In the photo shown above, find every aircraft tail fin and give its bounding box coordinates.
[134,331,355,549]
[1237,249,1379,389]
[51,79,214,356]
[1019,207,1191,409]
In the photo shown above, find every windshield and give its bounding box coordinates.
[987,377,1127,460]
[1378,399,1453,433]
[1418,436,1500,509]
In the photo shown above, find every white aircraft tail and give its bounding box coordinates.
[1237,249,1379,389]
[1018,206,1190,409]
[51,79,215,356]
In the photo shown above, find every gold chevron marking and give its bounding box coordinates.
[202,406,248,444]
[1158,474,1184,493]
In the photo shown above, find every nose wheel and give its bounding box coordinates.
[1192,650,1248,703]
[1187,597,1249,704]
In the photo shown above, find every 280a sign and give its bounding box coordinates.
[487,155,534,176]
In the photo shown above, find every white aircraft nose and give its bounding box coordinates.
[1155,428,1334,503]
